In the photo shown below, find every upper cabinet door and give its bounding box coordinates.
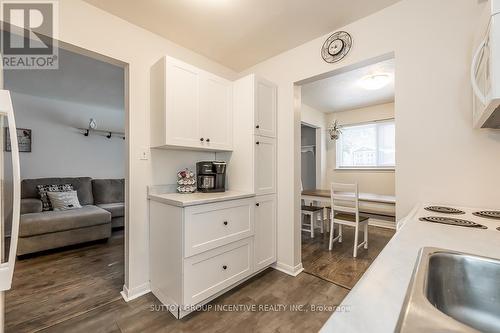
[164,59,201,147]
[255,78,277,138]
[254,135,276,195]
[199,74,233,151]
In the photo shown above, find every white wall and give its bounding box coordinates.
[242,0,498,271]
[9,92,125,180]
[56,0,237,298]
[326,102,395,195]
[54,0,499,288]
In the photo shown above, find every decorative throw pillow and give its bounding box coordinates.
[46,191,82,211]
[37,184,73,211]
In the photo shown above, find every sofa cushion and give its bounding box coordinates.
[97,203,124,218]
[47,191,82,211]
[19,205,111,237]
[22,177,94,205]
[21,199,43,215]
[37,184,74,211]
[92,179,124,204]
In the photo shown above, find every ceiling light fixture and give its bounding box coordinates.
[360,74,391,90]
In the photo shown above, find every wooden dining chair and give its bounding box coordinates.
[300,181,324,238]
[328,182,369,257]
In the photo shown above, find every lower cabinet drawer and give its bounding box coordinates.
[183,238,253,306]
[184,198,254,257]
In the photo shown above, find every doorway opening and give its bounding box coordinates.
[2,40,129,332]
[301,123,318,191]
[297,54,396,289]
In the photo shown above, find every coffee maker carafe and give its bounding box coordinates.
[196,161,226,193]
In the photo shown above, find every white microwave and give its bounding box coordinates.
[471,0,500,128]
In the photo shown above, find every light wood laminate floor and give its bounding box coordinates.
[6,224,393,332]
[6,230,352,333]
[6,230,125,333]
[302,225,395,289]
[40,269,349,333]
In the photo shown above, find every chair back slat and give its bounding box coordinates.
[332,194,356,202]
[330,182,360,220]
[332,205,356,213]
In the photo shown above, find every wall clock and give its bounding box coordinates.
[321,31,352,63]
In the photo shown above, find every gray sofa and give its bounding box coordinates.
[19,177,124,256]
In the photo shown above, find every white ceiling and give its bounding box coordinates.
[4,48,125,111]
[301,58,395,113]
[83,0,401,71]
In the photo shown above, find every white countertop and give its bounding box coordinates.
[148,190,255,207]
[320,204,500,333]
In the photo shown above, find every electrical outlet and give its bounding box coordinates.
[139,147,150,160]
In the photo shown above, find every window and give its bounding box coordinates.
[336,120,395,169]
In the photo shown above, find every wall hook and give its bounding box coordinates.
[107,132,112,139]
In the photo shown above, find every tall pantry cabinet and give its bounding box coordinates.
[229,74,277,271]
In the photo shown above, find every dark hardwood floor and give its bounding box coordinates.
[5,224,392,333]
[302,224,395,289]
[6,230,125,333]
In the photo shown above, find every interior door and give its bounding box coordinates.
[199,74,233,150]
[0,89,21,332]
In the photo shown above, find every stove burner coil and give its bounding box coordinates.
[473,211,500,220]
[419,216,487,229]
[424,206,465,214]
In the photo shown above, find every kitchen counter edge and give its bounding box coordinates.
[148,191,256,207]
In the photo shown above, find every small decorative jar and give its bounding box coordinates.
[176,169,196,194]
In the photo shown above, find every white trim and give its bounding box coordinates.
[121,282,151,302]
[272,261,304,276]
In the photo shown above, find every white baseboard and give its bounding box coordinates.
[121,282,151,302]
[272,261,304,276]
[369,218,396,230]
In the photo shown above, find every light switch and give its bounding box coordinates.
[139,147,150,160]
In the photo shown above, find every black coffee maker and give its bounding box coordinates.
[196,161,227,193]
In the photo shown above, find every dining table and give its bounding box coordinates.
[301,189,396,217]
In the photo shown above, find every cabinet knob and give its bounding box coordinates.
[223,221,228,226]
[222,265,228,270]
[256,125,260,129]
[256,141,260,145]
[200,138,204,142]
[256,203,260,207]
[206,138,210,142]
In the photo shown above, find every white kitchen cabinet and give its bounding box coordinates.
[254,136,276,195]
[255,78,277,138]
[184,198,254,257]
[229,74,278,195]
[228,74,278,276]
[184,238,253,306]
[150,56,233,151]
[163,58,200,148]
[199,74,233,150]
[150,195,264,319]
[254,195,276,271]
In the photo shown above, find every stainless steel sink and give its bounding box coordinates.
[396,247,500,333]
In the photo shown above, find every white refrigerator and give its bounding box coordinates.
[0,89,21,333]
